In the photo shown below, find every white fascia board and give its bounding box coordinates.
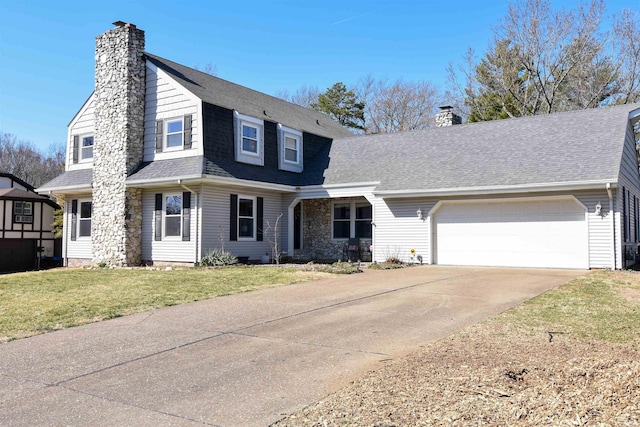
[297,182,380,199]
[629,107,640,121]
[36,183,93,194]
[126,174,297,193]
[146,62,201,105]
[374,180,618,198]
[67,92,95,128]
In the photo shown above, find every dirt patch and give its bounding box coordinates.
[617,286,640,303]
[275,322,639,426]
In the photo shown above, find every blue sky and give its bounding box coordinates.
[0,0,637,153]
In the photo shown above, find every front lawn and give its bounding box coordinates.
[0,266,334,342]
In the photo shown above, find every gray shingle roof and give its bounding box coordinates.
[37,169,93,192]
[126,156,204,182]
[320,104,640,192]
[145,53,353,140]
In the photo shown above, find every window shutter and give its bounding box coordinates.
[257,197,264,242]
[184,115,192,149]
[182,191,191,241]
[71,200,78,241]
[155,120,163,153]
[72,136,79,164]
[155,193,163,241]
[230,194,238,241]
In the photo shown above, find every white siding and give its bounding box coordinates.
[201,185,285,261]
[141,188,198,263]
[372,197,436,263]
[65,196,92,261]
[67,96,96,171]
[371,191,614,268]
[615,121,640,269]
[143,65,200,161]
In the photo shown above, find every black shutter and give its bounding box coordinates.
[256,197,264,242]
[230,194,238,241]
[155,193,163,241]
[155,120,163,153]
[71,200,78,241]
[184,115,192,149]
[72,136,79,164]
[182,192,191,241]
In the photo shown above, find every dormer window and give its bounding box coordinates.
[234,112,264,166]
[81,136,94,160]
[278,125,303,173]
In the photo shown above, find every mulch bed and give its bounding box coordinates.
[274,322,639,426]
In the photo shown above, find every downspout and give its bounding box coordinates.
[607,182,616,269]
[179,180,199,265]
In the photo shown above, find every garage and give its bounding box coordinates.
[433,197,589,269]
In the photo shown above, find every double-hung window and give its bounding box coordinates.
[238,197,256,239]
[164,194,182,237]
[155,115,192,153]
[79,201,92,237]
[154,192,191,241]
[234,112,264,166]
[332,200,372,239]
[13,201,33,224]
[230,194,264,242]
[166,119,184,150]
[278,125,303,173]
[81,136,94,160]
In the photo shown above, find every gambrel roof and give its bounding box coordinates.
[317,104,640,194]
[145,53,353,140]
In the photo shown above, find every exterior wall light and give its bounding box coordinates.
[595,202,602,216]
[416,207,423,219]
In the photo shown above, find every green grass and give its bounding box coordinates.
[0,266,332,342]
[501,270,640,347]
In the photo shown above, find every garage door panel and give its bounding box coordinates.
[435,199,588,269]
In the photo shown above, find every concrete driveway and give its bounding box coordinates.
[0,266,583,426]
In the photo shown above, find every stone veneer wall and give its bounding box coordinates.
[297,199,372,262]
[92,23,145,266]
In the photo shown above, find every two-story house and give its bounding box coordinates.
[0,173,60,272]
[38,22,640,270]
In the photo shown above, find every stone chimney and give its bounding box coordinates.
[92,22,145,266]
[435,105,462,127]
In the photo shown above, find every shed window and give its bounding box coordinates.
[13,201,33,223]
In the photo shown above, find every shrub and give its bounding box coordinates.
[385,257,404,264]
[302,261,362,274]
[200,249,238,267]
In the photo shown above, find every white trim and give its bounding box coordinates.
[164,117,184,152]
[375,180,619,198]
[78,198,93,239]
[428,195,589,267]
[79,134,94,162]
[163,193,183,239]
[234,111,264,166]
[278,124,303,172]
[237,195,257,241]
[331,199,373,241]
[126,174,298,193]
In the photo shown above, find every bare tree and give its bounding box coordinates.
[612,8,640,104]
[262,213,284,264]
[448,0,634,121]
[358,76,440,134]
[193,63,218,76]
[275,84,321,109]
[0,133,64,187]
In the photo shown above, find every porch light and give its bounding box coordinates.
[595,202,602,216]
[416,207,423,219]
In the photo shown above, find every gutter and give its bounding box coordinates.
[126,174,297,193]
[374,179,619,198]
[607,182,616,269]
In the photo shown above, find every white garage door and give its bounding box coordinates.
[434,198,588,269]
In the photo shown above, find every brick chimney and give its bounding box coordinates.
[92,22,145,266]
[435,105,462,127]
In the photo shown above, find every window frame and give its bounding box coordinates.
[164,118,184,151]
[234,112,264,166]
[237,196,257,241]
[13,201,33,224]
[163,193,183,239]
[278,125,303,173]
[80,135,94,161]
[332,200,372,240]
[78,200,92,238]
